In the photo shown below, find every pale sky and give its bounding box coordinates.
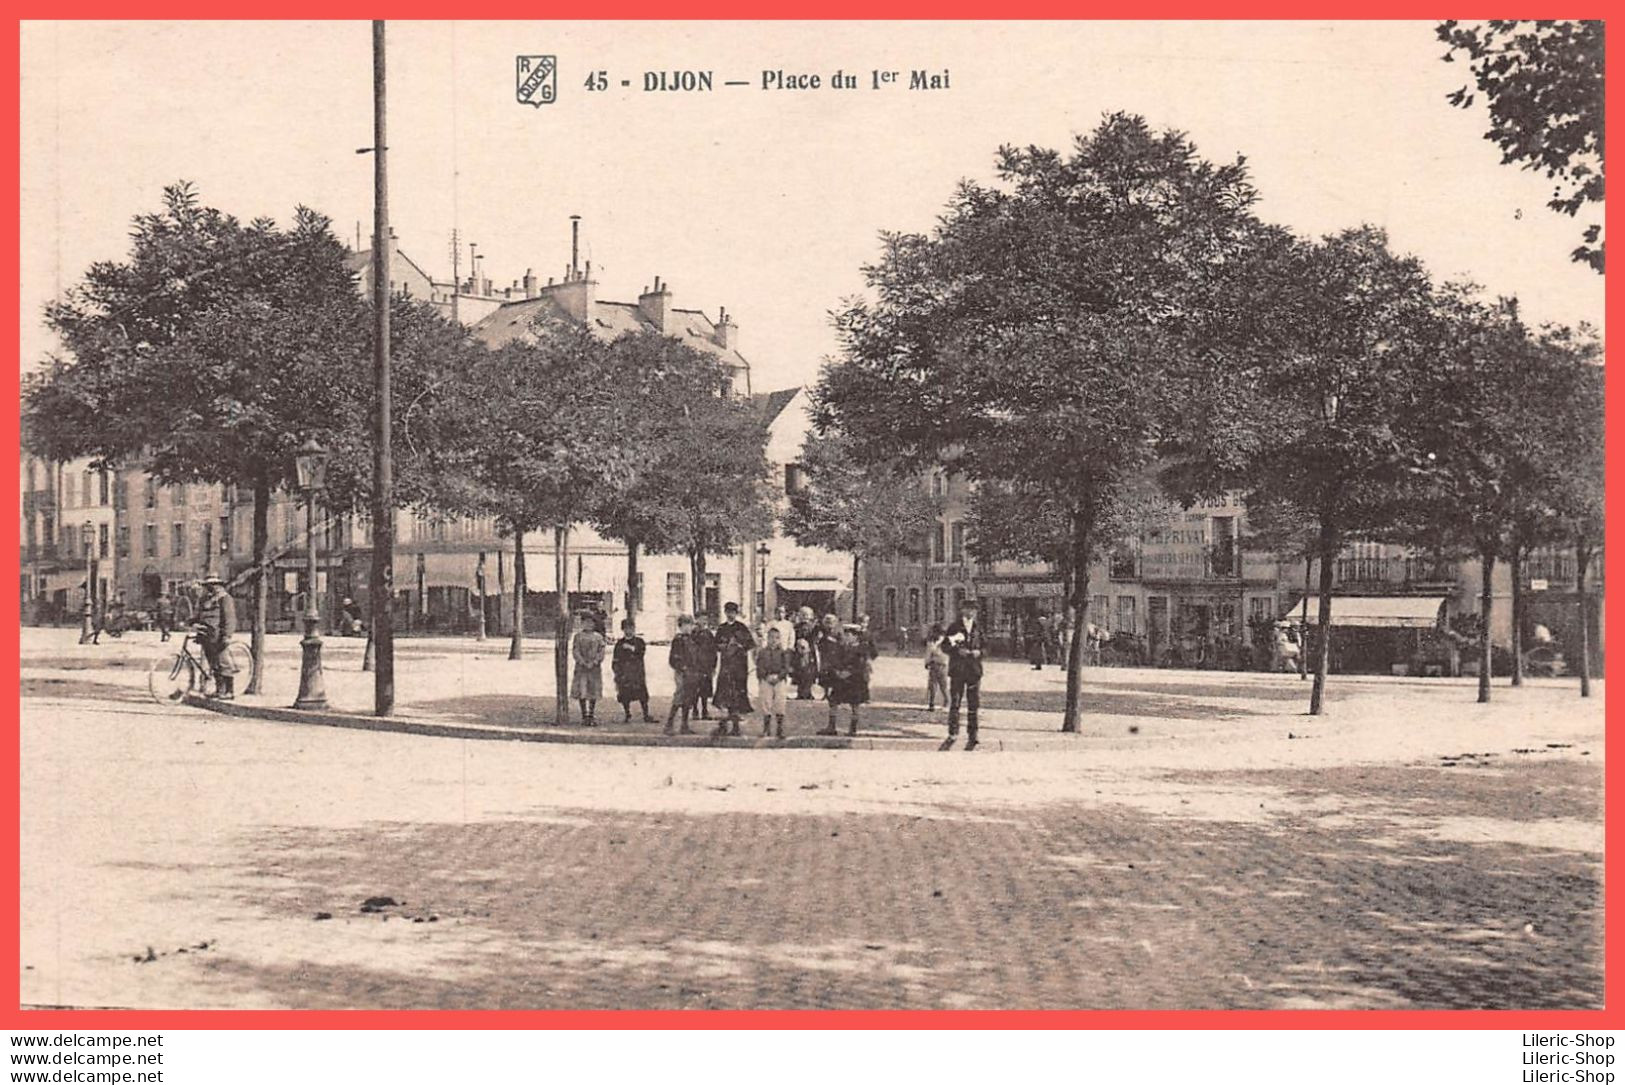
[20,20,1606,394]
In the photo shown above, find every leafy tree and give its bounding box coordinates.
[426,321,642,723]
[1543,332,1606,695]
[1438,20,1605,272]
[1401,292,1578,703]
[22,182,362,691]
[1174,227,1441,714]
[587,331,738,625]
[621,390,775,619]
[816,114,1266,731]
[781,429,941,621]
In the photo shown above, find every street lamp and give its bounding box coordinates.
[756,542,771,619]
[78,520,95,644]
[293,437,330,709]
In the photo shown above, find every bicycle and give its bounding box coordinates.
[147,629,256,705]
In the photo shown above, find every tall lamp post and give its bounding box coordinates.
[78,521,95,644]
[293,438,330,710]
[755,542,771,621]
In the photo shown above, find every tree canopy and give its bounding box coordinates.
[817,113,1268,729]
[1438,19,1605,272]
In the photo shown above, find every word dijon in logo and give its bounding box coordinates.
[516,55,557,106]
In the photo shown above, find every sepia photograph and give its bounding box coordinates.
[16,19,1605,1016]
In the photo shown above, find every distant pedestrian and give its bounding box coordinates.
[792,607,820,699]
[664,615,704,736]
[712,601,756,737]
[762,604,795,648]
[155,590,176,642]
[940,598,985,751]
[1028,614,1048,670]
[923,622,949,710]
[339,596,365,636]
[612,618,653,723]
[570,612,607,725]
[693,614,718,720]
[195,575,239,700]
[756,626,791,739]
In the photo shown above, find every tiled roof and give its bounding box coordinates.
[751,387,801,426]
[470,294,751,371]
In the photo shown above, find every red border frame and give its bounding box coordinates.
[2,10,1617,1032]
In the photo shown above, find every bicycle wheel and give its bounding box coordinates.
[148,652,199,705]
[223,641,256,690]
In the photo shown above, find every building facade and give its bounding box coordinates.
[863,477,1604,675]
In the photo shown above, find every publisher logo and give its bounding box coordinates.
[516,56,557,106]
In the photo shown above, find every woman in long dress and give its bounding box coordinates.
[570,613,607,726]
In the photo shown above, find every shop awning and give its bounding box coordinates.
[1283,595,1447,629]
[775,577,844,593]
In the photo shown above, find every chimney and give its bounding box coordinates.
[713,305,738,350]
[639,276,672,333]
[523,268,538,299]
[553,265,597,322]
[570,215,581,280]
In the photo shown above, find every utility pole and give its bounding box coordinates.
[449,228,460,326]
[370,19,395,716]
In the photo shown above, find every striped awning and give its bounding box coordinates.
[1283,596,1447,629]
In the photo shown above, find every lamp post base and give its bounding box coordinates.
[293,625,328,710]
[79,604,96,645]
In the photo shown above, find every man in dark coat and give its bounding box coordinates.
[195,574,239,700]
[711,601,757,737]
[940,598,985,751]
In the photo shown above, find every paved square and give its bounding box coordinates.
[19,628,1604,1009]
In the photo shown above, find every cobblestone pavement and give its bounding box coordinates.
[19,627,1605,1010]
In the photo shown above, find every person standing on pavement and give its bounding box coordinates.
[570,612,607,726]
[820,623,869,736]
[923,622,949,710]
[814,613,843,700]
[693,614,718,720]
[612,619,654,723]
[755,625,791,739]
[155,590,176,643]
[766,605,796,650]
[664,614,704,736]
[712,601,757,737]
[792,607,820,700]
[195,575,239,700]
[940,598,985,751]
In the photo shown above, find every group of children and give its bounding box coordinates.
[566,603,881,739]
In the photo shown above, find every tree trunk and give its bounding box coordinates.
[1308,522,1336,716]
[1478,549,1495,704]
[508,529,526,660]
[246,472,270,694]
[496,548,508,635]
[625,540,639,626]
[474,551,487,641]
[690,547,707,617]
[1509,545,1524,687]
[1576,539,1592,698]
[851,553,862,622]
[1060,513,1093,733]
[1298,553,1312,680]
[555,524,571,726]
